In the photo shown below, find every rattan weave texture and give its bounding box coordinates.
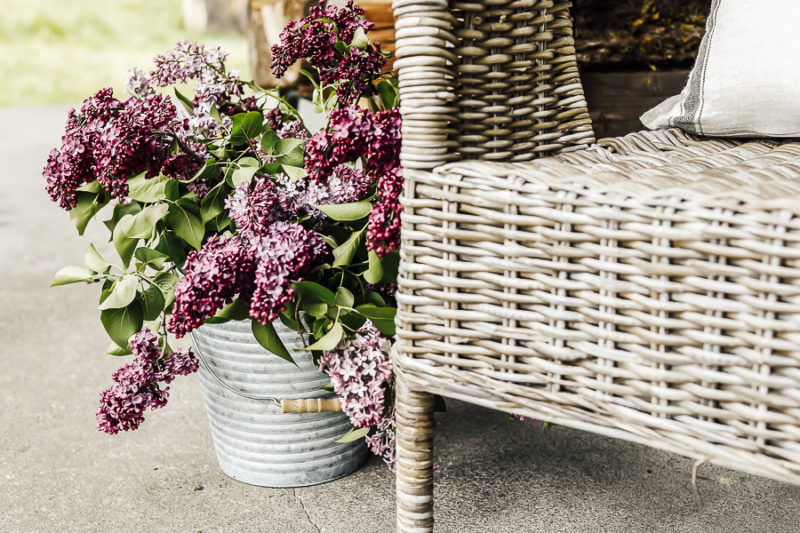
[394,0,594,170]
[397,128,800,485]
[391,0,800,531]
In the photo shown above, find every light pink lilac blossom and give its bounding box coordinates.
[317,321,392,428]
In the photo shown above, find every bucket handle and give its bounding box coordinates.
[192,339,342,414]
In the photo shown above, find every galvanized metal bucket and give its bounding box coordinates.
[191,319,367,487]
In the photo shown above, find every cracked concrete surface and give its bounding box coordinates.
[1,105,799,532]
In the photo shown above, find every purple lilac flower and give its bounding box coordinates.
[365,410,396,471]
[318,321,392,428]
[367,165,403,257]
[304,107,401,179]
[43,88,178,209]
[167,235,254,338]
[304,107,403,255]
[149,41,244,134]
[265,108,310,141]
[97,329,199,434]
[124,67,153,97]
[270,0,387,105]
[248,222,327,325]
[225,175,301,245]
[303,164,373,208]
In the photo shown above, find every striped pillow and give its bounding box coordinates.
[640,0,800,137]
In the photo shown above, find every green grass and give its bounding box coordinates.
[0,0,249,106]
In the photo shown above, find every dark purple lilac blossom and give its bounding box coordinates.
[265,108,310,141]
[248,221,328,325]
[43,88,178,209]
[270,0,387,106]
[167,235,254,338]
[304,107,403,256]
[317,321,393,428]
[97,329,199,434]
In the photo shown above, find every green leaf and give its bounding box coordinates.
[107,342,132,356]
[141,285,166,321]
[307,322,343,351]
[332,228,364,268]
[76,180,101,193]
[190,158,221,184]
[101,301,143,348]
[292,280,336,305]
[350,26,369,49]
[167,203,204,250]
[200,182,230,224]
[313,200,371,221]
[70,192,108,235]
[365,290,386,307]
[229,111,264,145]
[134,248,170,269]
[127,173,170,203]
[130,204,170,238]
[282,165,308,182]
[304,302,328,318]
[51,265,94,287]
[355,304,396,336]
[380,251,400,283]
[377,80,399,109]
[279,309,298,331]
[276,145,304,166]
[335,426,370,443]
[260,129,280,155]
[252,320,294,364]
[335,286,354,308]
[104,202,141,235]
[275,138,304,156]
[231,165,259,187]
[206,298,250,323]
[364,250,383,284]
[98,275,139,310]
[154,231,186,265]
[153,271,180,309]
[174,87,194,114]
[84,244,110,274]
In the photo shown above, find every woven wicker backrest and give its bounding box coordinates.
[393,0,595,170]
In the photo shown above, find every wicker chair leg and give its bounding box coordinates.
[396,375,435,533]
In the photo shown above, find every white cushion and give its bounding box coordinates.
[640,0,800,137]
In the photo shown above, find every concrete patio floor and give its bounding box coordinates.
[1,105,799,533]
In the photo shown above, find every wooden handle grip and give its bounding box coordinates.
[281,398,343,413]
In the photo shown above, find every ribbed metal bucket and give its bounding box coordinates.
[191,319,367,487]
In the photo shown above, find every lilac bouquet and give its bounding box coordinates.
[45,1,401,470]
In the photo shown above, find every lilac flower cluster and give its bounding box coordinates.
[305,107,403,255]
[318,321,392,428]
[148,40,245,133]
[303,164,373,210]
[225,176,300,245]
[265,108,310,141]
[43,88,177,209]
[167,235,254,338]
[364,411,396,471]
[97,330,198,434]
[249,222,328,325]
[270,0,387,106]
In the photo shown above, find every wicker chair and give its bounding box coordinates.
[390,0,800,530]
